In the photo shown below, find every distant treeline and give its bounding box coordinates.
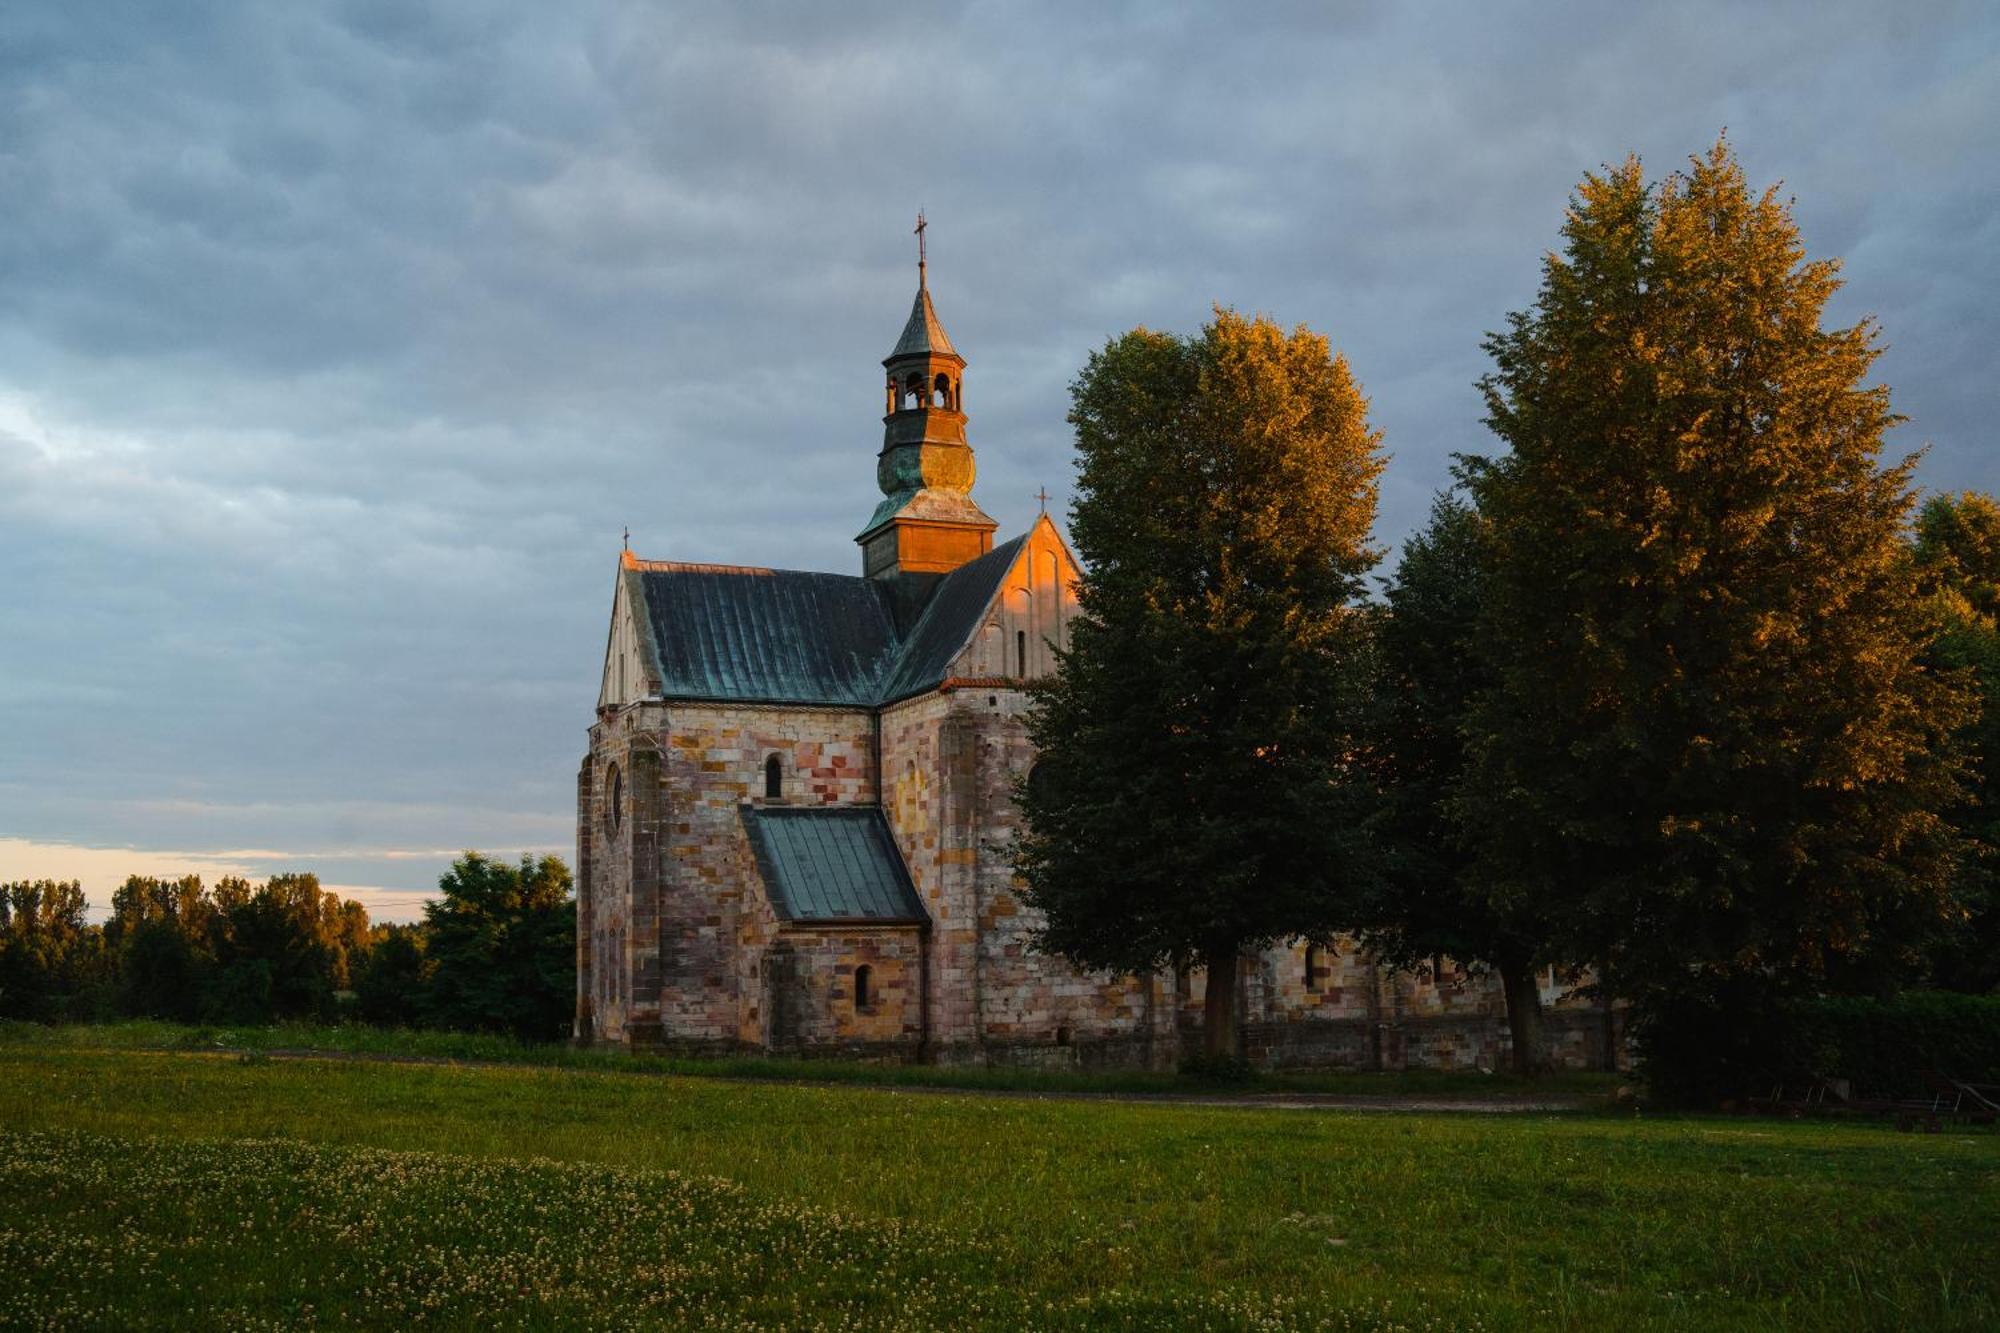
[0,853,573,1041]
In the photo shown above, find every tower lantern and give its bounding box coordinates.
[856,216,997,589]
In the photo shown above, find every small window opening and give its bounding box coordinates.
[1304,943,1321,993]
[1016,629,1028,678]
[607,763,623,832]
[904,376,924,409]
[933,372,950,407]
[1055,1025,1072,1047]
[853,964,872,1009]
[764,754,783,799]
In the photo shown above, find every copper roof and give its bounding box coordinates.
[885,284,959,362]
[741,806,928,923]
[627,533,1026,708]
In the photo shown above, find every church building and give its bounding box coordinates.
[576,235,1620,1071]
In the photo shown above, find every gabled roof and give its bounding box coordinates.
[741,806,928,924]
[632,559,899,707]
[876,534,1026,704]
[619,522,1052,709]
[886,284,959,362]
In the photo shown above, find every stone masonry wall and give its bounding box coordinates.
[1179,937,1626,1071]
[762,925,926,1056]
[582,703,671,1046]
[585,691,1624,1069]
[880,685,1171,1068]
[879,691,971,1046]
[653,702,878,1051]
[966,686,1171,1066]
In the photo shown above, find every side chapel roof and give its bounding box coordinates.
[740,806,928,923]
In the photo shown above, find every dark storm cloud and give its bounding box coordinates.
[2,0,1995,911]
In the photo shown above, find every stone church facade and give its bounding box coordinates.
[576,251,1620,1070]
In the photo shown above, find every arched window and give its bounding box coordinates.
[606,763,623,832]
[764,754,783,799]
[853,964,872,1009]
[1016,629,1028,678]
[1304,943,1322,992]
[933,372,951,407]
[904,376,924,409]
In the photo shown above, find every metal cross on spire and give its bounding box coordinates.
[622,525,630,552]
[914,210,927,288]
[1035,486,1050,514]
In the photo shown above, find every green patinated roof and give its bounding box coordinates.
[637,563,900,707]
[740,806,927,924]
[886,283,958,362]
[875,535,1024,703]
[628,533,1027,708]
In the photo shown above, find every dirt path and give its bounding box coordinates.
[200,1046,1595,1114]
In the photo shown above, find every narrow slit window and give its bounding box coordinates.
[853,964,872,1009]
[1304,944,1321,993]
[764,754,783,799]
[1016,630,1027,678]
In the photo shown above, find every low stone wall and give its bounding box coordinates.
[930,1032,1173,1071]
[760,926,926,1057]
[1233,1007,1624,1072]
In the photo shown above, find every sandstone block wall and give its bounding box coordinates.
[1190,938,1625,1072]
[656,702,877,1049]
[763,925,925,1056]
[880,685,1172,1066]
[582,689,1626,1070]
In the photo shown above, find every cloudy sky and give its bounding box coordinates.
[2,1,1994,920]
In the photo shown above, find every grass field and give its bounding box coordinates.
[1,1029,1994,1330]
[0,1019,1616,1100]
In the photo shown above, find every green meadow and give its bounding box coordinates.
[0,1030,1993,1330]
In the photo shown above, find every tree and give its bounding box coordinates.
[108,875,213,1020]
[1914,491,2000,992]
[0,880,107,1022]
[206,874,345,1022]
[1461,139,1971,1056]
[1368,490,1555,1073]
[421,852,575,1040]
[354,924,428,1026]
[1016,309,1386,1059]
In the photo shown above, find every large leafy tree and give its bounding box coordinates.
[1913,491,2000,992]
[1461,140,1971,1042]
[1017,309,1385,1059]
[422,852,576,1040]
[1368,490,1556,1073]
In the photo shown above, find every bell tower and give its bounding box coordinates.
[856,214,997,586]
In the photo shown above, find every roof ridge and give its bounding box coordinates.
[626,557,878,581]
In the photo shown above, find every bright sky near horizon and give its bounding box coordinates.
[3,2,1996,923]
